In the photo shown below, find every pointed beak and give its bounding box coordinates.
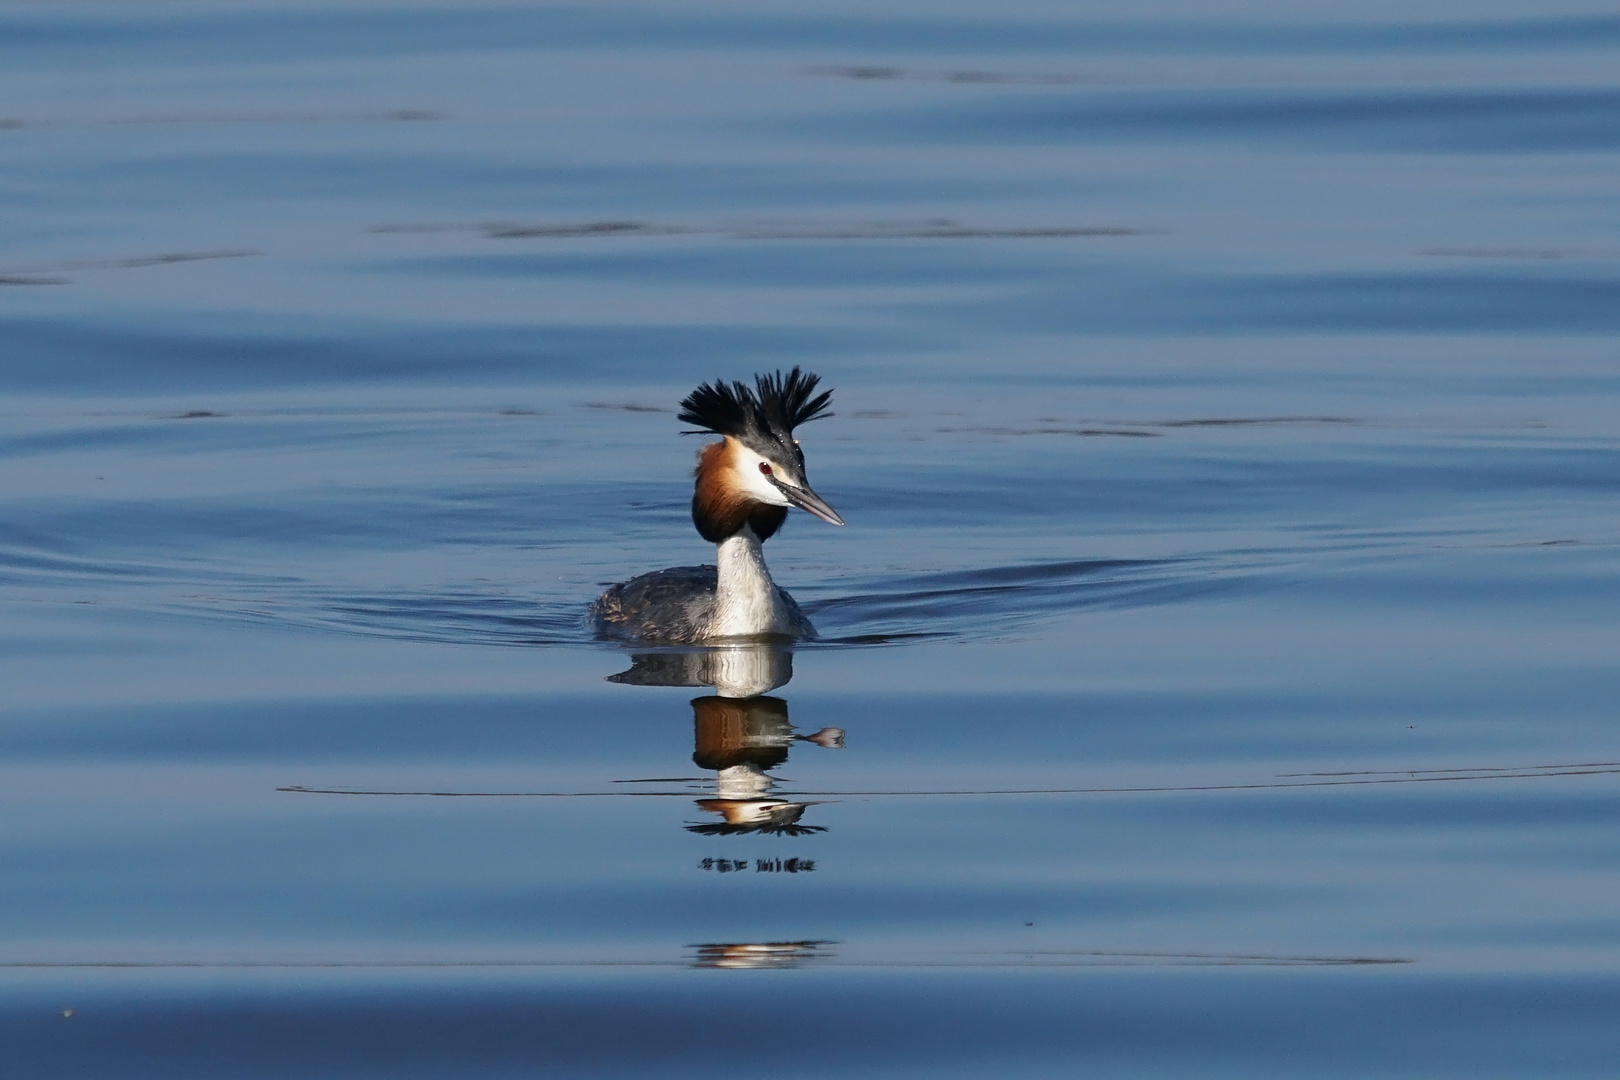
[773,479,844,526]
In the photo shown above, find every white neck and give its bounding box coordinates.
[710,526,794,639]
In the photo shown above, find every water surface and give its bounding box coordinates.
[3,1,1619,1075]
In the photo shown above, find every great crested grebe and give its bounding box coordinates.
[592,368,844,644]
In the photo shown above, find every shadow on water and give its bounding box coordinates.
[0,250,261,287]
[857,85,1620,154]
[683,943,1406,970]
[0,110,444,130]
[369,217,1150,241]
[0,948,1405,971]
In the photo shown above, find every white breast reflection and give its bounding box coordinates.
[608,642,795,698]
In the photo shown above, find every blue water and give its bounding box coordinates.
[4,1,1620,1075]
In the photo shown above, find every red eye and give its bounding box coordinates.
[758,462,773,476]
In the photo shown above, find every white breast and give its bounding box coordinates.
[710,527,794,638]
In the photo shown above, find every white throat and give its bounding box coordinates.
[711,526,794,639]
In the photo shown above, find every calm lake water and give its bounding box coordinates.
[4,1,1620,1075]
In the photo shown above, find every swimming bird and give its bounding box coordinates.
[592,368,844,643]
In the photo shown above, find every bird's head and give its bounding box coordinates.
[680,368,844,543]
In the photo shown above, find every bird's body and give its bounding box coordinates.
[592,369,842,644]
[591,535,815,644]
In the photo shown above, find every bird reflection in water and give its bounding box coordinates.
[607,643,843,835]
[690,940,833,970]
[690,694,839,835]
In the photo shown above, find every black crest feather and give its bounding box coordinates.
[678,367,833,445]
